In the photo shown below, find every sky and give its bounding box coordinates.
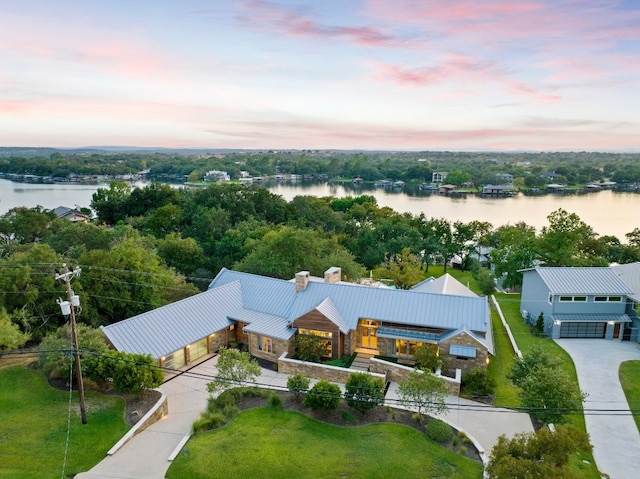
[2,0,640,151]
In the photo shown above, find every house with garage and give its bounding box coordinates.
[520,266,637,340]
[101,267,493,376]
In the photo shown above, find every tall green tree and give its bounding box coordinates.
[536,209,599,266]
[0,308,30,350]
[235,226,363,280]
[78,236,199,325]
[91,181,132,225]
[373,247,424,289]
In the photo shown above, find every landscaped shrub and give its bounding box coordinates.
[341,409,357,424]
[267,392,283,409]
[344,372,385,415]
[293,334,326,363]
[303,380,341,411]
[192,411,227,434]
[425,418,453,443]
[461,369,496,398]
[287,373,310,400]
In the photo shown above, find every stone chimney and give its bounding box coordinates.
[324,266,341,284]
[295,271,310,292]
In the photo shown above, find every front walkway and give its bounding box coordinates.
[555,339,640,479]
[77,356,534,478]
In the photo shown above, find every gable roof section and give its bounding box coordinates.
[313,297,350,334]
[411,273,478,297]
[525,267,634,295]
[101,281,241,359]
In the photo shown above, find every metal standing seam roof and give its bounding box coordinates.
[529,267,635,295]
[314,297,350,333]
[612,262,640,303]
[101,281,242,359]
[552,314,631,323]
[211,271,492,334]
[410,273,478,297]
[229,308,295,340]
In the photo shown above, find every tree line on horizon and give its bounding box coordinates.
[2,149,640,186]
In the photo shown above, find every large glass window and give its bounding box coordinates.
[258,335,274,354]
[395,339,424,358]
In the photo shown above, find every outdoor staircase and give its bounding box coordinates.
[350,351,375,372]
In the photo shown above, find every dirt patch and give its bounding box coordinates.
[235,390,482,463]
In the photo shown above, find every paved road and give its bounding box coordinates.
[555,339,640,479]
[77,356,534,478]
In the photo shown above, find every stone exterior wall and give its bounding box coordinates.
[439,334,488,376]
[248,333,292,362]
[208,329,228,354]
[278,353,385,384]
[369,358,461,395]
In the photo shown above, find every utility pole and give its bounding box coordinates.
[55,264,87,424]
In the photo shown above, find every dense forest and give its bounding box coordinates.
[2,149,640,186]
[1,181,639,344]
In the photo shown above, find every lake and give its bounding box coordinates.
[1,178,638,240]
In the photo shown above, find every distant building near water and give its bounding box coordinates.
[432,171,448,183]
[53,206,91,223]
[204,170,230,182]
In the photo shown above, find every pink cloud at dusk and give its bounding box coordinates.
[0,1,639,150]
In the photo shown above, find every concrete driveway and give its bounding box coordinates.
[555,339,640,479]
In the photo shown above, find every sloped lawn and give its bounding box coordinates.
[619,360,640,433]
[0,366,129,479]
[166,408,482,479]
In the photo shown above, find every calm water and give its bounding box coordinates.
[1,178,638,240]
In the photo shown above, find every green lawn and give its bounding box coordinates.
[166,408,482,479]
[619,360,640,433]
[0,366,130,479]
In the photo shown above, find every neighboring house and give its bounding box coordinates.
[520,267,637,341]
[432,171,448,183]
[481,184,515,196]
[450,246,494,269]
[101,267,493,376]
[612,262,640,338]
[53,206,91,223]
[204,170,230,182]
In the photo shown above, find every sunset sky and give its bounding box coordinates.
[2,0,640,151]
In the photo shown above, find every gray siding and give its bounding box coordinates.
[521,270,553,329]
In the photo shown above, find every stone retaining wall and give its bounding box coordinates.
[369,358,461,395]
[277,353,385,384]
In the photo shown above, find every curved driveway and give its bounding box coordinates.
[555,339,640,479]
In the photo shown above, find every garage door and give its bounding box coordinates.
[559,322,606,338]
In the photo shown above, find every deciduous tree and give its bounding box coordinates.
[207,348,261,395]
[397,369,448,418]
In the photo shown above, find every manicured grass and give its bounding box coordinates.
[167,408,482,479]
[493,293,600,479]
[0,366,130,479]
[619,360,640,433]
[486,308,519,407]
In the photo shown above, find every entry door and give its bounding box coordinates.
[360,324,377,349]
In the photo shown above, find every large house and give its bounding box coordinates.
[101,267,493,375]
[520,266,638,340]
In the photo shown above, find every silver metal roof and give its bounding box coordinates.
[528,267,634,295]
[314,297,350,333]
[230,308,296,340]
[612,262,640,303]
[552,314,631,323]
[411,273,478,297]
[101,281,241,359]
[211,268,491,335]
